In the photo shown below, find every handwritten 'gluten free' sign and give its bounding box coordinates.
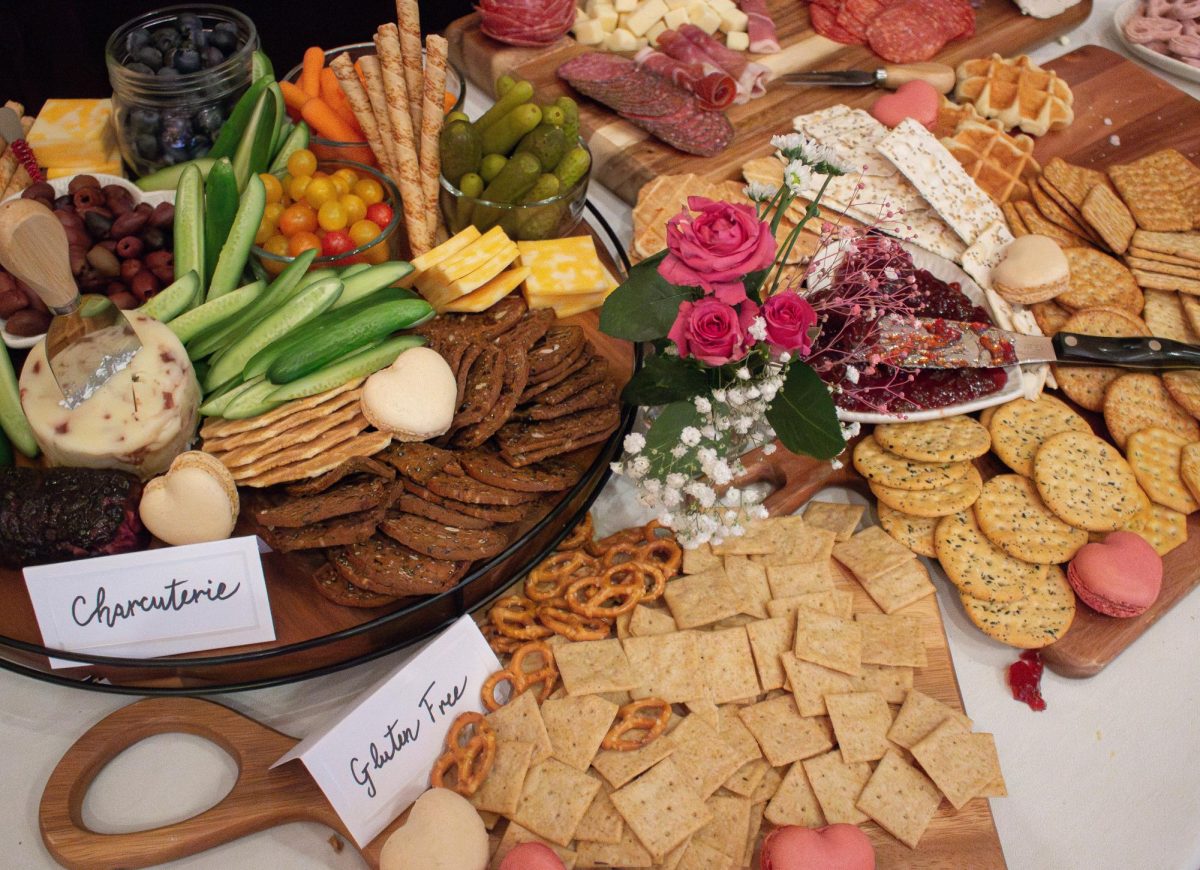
[272,614,500,848]
[23,536,275,669]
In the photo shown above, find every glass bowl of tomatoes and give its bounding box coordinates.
[251,150,402,275]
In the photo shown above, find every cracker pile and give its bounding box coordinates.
[467,510,1003,865]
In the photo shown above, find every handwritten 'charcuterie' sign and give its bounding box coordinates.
[271,614,500,847]
[23,536,275,669]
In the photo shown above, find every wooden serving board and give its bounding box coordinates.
[445,0,1091,204]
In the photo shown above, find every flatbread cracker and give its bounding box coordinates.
[746,616,794,692]
[663,568,739,629]
[801,501,865,541]
[911,719,1002,810]
[541,695,619,772]
[692,794,752,863]
[697,627,762,704]
[574,826,649,865]
[510,758,602,847]
[664,715,746,799]
[470,740,535,816]
[591,738,676,790]
[723,555,772,618]
[492,822,578,868]
[855,557,937,614]
[889,688,974,750]
[793,607,862,676]
[487,689,554,764]
[856,750,943,849]
[765,559,835,598]
[628,604,678,637]
[682,543,721,574]
[764,760,826,827]
[832,525,918,582]
[856,613,928,668]
[825,691,893,763]
[803,749,872,825]
[623,631,706,703]
[199,379,365,440]
[235,430,393,488]
[781,652,853,717]
[573,776,624,844]
[555,639,639,695]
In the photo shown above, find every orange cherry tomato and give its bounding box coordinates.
[278,203,318,237]
[287,231,323,258]
[287,149,318,178]
[254,216,275,245]
[317,200,349,232]
[286,174,312,202]
[260,173,284,204]
[339,193,367,225]
[263,202,286,225]
[348,219,382,248]
[353,177,384,205]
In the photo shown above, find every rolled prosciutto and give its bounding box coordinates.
[738,0,782,52]
[632,47,738,110]
[673,24,770,102]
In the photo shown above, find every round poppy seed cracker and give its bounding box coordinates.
[853,435,970,492]
[1123,500,1189,556]
[1033,430,1145,532]
[974,474,1088,564]
[1056,247,1143,313]
[959,564,1075,649]
[870,465,983,518]
[1124,427,1200,515]
[1102,372,1200,449]
[934,509,1045,603]
[874,416,991,463]
[878,504,939,558]
[1052,306,1150,412]
[1162,370,1200,418]
[1031,299,1071,337]
[988,395,1090,477]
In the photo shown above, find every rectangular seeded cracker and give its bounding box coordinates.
[486,689,554,763]
[697,626,762,704]
[663,567,739,629]
[693,794,752,862]
[470,740,535,815]
[856,750,943,849]
[491,822,577,869]
[856,557,936,614]
[764,761,826,827]
[574,776,624,844]
[832,526,916,583]
[724,757,772,797]
[803,749,872,824]
[574,825,653,866]
[910,719,1001,810]
[856,613,929,667]
[849,663,914,704]
[739,695,834,766]
[781,652,853,716]
[766,559,836,598]
[826,691,894,763]
[802,500,865,541]
[591,738,676,789]
[746,616,794,691]
[609,757,712,861]
[718,704,766,766]
[768,589,854,621]
[510,758,602,846]
[723,555,772,618]
[794,607,862,675]
[888,688,973,750]
[628,603,678,636]
[666,713,747,798]
[623,631,706,703]
[555,639,639,695]
[540,694,618,771]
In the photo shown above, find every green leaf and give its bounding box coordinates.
[599,251,702,342]
[766,363,845,461]
[621,353,710,406]
[743,266,769,304]
[641,400,705,479]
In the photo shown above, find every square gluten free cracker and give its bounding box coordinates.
[832,525,917,582]
[591,738,676,789]
[856,750,943,849]
[747,520,838,565]
[724,555,772,618]
[712,516,800,555]
[574,826,651,867]
[510,757,602,847]
[666,713,747,798]
[470,740,535,816]
[746,616,794,691]
[623,631,706,703]
[794,607,863,675]
[744,802,765,867]
[849,664,914,704]
[764,761,826,827]
[682,542,722,574]
[803,500,865,541]
[685,697,720,730]
[752,763,785,805]
[628,603,678,637]
[610,757,713,862]
[910,719,1001,810]
[803,748,872,824]
[781,652,853,716]
[574,775,624,844]
[768,590,854,621]
[888,689,973,750]
[739,695,834,767]
[856,557,936,614]
[826,691,894,763]
[486,689,553,764]
[724,757,772,797]
[556,639,639,695]
[693,794,752,862]
[856,613,929,667]
[540,694,618,771]
[697,626,762,704]
[718,704,766,766]
[664,568,739,629]
[766,559,836,598]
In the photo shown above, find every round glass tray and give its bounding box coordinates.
[0,202,639,695]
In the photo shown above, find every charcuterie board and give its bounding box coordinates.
[446,0,1091,204]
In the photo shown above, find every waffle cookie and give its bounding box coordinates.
[940,117,1041,204]
[954,54,1074,137]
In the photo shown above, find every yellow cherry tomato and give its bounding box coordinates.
[339,193,367,225]
[254,216,275,245]
[329,173,350,196]
[286,174,311,202]
[259,172,284,204]
[287,149,317,178]
[317,200,349,232]
[304,177,337,209]
[349,219,382,248]
[334,168,359,189]
[263,202,285,226]
[353,177,384,205]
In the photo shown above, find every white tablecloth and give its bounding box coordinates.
[4,6,1199,868]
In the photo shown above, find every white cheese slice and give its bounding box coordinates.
[1015,0,1080,18]
[596,6,619,30]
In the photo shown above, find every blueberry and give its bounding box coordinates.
[126,61,155,75]
[156,66,180,80]
[135,45,162,69]
[152,27,180,53]
[214,20,238,34]
[188,27,208,50]
[130,107,160,134]
[174,49,201,74]
[194,105,223,134]
[189,134,212,158]
[209,28,236,53]
[201,46,224,68]
[125,28,150,55]
[176,13,200,33]
[135,133,160,159]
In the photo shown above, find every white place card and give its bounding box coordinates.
[23,535,275,669]
[272,614,500,848]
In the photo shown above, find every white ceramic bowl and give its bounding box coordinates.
[1114,0,1200,87]
[0,174,174,350]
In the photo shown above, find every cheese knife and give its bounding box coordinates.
[860,314,1200,370]
[781,62,957,94]
[0,199,142,408]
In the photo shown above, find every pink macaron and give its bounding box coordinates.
[760,824,876,870]
[498,842,566,870]
[868,80,940,130]
[1067,530,1163,618]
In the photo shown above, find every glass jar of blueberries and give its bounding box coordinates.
[105,5,258,177]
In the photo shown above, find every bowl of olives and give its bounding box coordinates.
[105,5,259,177]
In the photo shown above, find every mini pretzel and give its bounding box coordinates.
[601,698,671,751]
[618,560,667,602]
[480,621,524,656]
[557,513,594,551]
[642,519,671,542]
[537,604,612,641]
[526,550,599,602]
[490,595,553,640]
[481,641,559,711]
[588,527,644,556]
[599,541,641,568]
[430,711,497,796]
[637,539,682,582]
[565,565,643,618]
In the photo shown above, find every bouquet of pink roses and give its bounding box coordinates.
[599,134,849,546]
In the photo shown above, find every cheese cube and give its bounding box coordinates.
[724,29,750,50]
[595,5,619,30]
[586,0,610,15]
[647,20,668,43]
[401,226,481,286]
[663,6,690,27]
[442,267,530,313]
[573,17,607,43]
[687,1,722,33]
[718,6,748,32]
[664,0,689,8]
[605,27,638,51]
[614,0,638,10]
[27,99,115,168]
[632,36,649,49]
[626,0,668,36]
[709,0,737,11]
[518,237,619,298]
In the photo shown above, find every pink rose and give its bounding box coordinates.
[762,290,817,355]
[668,297,759,366]
[658,196,776,304]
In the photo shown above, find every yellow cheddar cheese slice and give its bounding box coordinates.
[28,99,115,168]
[417,243,519,307]
[400,225,481,287]
[422,226,512,286]
[442,267,531,313]
[517,236,619,297]
[523,284,615,318]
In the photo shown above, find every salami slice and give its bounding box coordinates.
[867,0,949,62]
[836,0,873,43]
[626,102,735,157]
[810,3,863,44]
[931,0,976,40]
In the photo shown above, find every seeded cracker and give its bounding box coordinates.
[852,436,969,491]
[889,688,974,750]
[874,415,991,463]
[470,740,535,816]
[510,757,602,847]
[1123,500,1188,555]
[573,775,624,844]
[663,567,739,629]
[765,761,826,827]
[1103,373,1200,449]
[832,525,918,583]
[739,695,834,766]
[960,564,1076,648]
[803,749,872,825]
[540,695,618,772]
[856,750,943,849]
[693,794,752,862]
[610,757,712,861]
[766,559,836,598]
[878,505,939,559]
[622,631,707,703]
[666,714,748,798]
[591,738,676,790]
[856,613,928,667]
[697,627,762,704]
[769,589,855,620]
[723,555,772,618]
[681,542,721,574]
[1052,306,1150,412]
[910,719,1001,810]
[725,757,771,798]
[718,704,767,766]
[746,616,795,691]
[869,464,984,518]
[486,689,554,764]
[988,394,1090,477]
[627,604,678,637]
[555,639,639,695]
[825,691,893,763]
[781,652,854,716]
[974,474,1088,564]
[856,557,937,614]
[802,500,865,541]
[1125,427,1199,514]
[934,509,1045,603]
[1056,248,1142,313]
[1031,298,1072,336]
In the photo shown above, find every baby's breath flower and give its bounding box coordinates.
[748,317,769,342]
[694,396,712,414]
[623,433,645,454]
[680,426,702,447]
[671,444,688,459]
[762,442,777,455]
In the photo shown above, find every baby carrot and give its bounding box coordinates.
[320,67,363,136]
[280,80,311,120]
[299,46,325,98]
[301,97,360,142]
[443,90,457,115]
